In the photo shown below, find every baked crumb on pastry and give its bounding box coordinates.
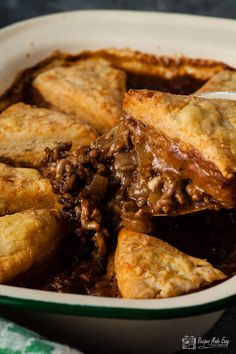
[33,58,126,134]
[0,102,97,167]
[115,228,226,299]
[197,70,236,93]
[0,209,64,284]
[0,163,58,216]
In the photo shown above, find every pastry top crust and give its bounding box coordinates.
[0,162,58,216]
[0,209,64,283]
[115,228,226,299]
[87,48,230,81]
[197,70,236,93]
[33,58,126,134]
[0,48,230,113]
[0,102,97,167]
[123,89,236,179]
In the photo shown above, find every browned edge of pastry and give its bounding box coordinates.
[0,48,233,112]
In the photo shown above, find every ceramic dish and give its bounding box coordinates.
[0,10,236,354]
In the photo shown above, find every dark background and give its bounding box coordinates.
[0,0,236,27]
[0,1,235,353]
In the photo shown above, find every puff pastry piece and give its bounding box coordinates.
[197,70,236,93]
[0,102,97,168]
[0,163,58,215]
[87,48,229,82]
[33,58,126,134]
[0,209,64,283]
[115,228,226,299]
[123,89,236,210]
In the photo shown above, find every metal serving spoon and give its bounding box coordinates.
[194,91,236,100]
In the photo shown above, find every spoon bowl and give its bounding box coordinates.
[194,91,236,100]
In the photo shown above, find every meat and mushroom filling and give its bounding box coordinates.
[43,117,231,261]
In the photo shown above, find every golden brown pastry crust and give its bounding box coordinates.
[0,163,58,216]
[197,70,236,93]
[86,48,230,81]
[123,89,236,179]
[0,209,64,283]
[0,48,231,113]
[33,58,126,134]
[0,102,97,167]
[115,228,226,299]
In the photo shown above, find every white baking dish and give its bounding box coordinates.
[0,10,235,354]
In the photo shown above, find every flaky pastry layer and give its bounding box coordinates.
[124,89,236,179]
[0,102,97,167]
[33,58,126,134]
[115,228,226,299]
[197,70,236,93]
[0,209,64,283]
[0,163,58,216]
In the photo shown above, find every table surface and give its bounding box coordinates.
[0,1,235,353]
